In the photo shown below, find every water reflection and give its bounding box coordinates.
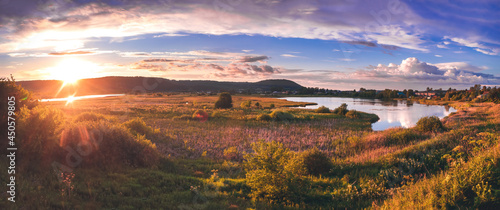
[281,97,456,131]
[40,94,125,102]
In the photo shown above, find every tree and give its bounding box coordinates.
[407,89,414,97]
[215,92,233,109]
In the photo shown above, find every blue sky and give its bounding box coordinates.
[0,0,499,90]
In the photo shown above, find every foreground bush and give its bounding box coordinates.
[17,106,64,172]
[315,106,331,113]
[269,110,294,121]
[244,140,308,204]
[298,148,333,176]
[1,77,37,155]
[123,118,157,139]
[377,143,500,209]
[416,116,444,132]
[59,121,160,168]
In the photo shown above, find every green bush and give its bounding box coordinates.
[74,112,107,123]
[214,92,233,109]
[17,106,64,172]
[1,77,37,155]
[123,118,157,139]
[315,106,331,113]
[416,116,444,132]
[270,103,275,109]
[269,110,294,121]
[240,100,252,108]
[244,140,308,203]
[256,113,272,121]
[59,121,160,168]
[332,103,348,115]
[298,148,333,176]
[345,110,360,119]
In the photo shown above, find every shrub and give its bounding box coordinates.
[123,118,156,139]
[240,100,252,108]
[74,112,107,123]
[1,77,37,155]
[254,102,262,109]
[270,103,275,109]
[17,106,64,172]
[269,110,294,121]
[298,148,333,176]
[59,121,160,168]
[315,106,331,113]
[332,103,348,115]
[192,109,208,122]
[345,110,360,119]
[380,128,428,146]
[416,116,444,132]
[244,140,308,203]
[256,113,272,121]
[214,92,233,109]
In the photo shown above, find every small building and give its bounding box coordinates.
[415,91,436,97]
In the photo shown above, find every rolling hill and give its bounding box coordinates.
[18,76,304,98]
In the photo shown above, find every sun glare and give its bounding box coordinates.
[65,95,76,106]
[49,58,100,85]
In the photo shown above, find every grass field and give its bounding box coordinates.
[1,91,499,209]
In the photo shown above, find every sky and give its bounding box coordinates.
[0,0,499,90]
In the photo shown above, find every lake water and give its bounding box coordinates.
[282,97,456,131]
[40,94,125,102]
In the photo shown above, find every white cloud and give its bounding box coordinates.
[435,54,442,57]
[281,54,299,58]
[153,33,188,38]
[445,36,500,55]
[331,57,498,85]
[433,62,488,72]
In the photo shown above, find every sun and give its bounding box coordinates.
[49,58,100,85]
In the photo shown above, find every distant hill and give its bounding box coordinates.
[18,76,304,98]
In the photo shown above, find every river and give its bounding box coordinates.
[281,97,456,131]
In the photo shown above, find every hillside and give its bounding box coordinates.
[18,76,304,98]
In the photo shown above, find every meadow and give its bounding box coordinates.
[1,81,499,209]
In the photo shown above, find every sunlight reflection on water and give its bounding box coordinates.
[40,94,125,102]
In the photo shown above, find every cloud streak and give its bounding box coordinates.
[127,50,281,78]
[0,0,431,53]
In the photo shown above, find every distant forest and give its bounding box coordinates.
[18,76,303,98]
